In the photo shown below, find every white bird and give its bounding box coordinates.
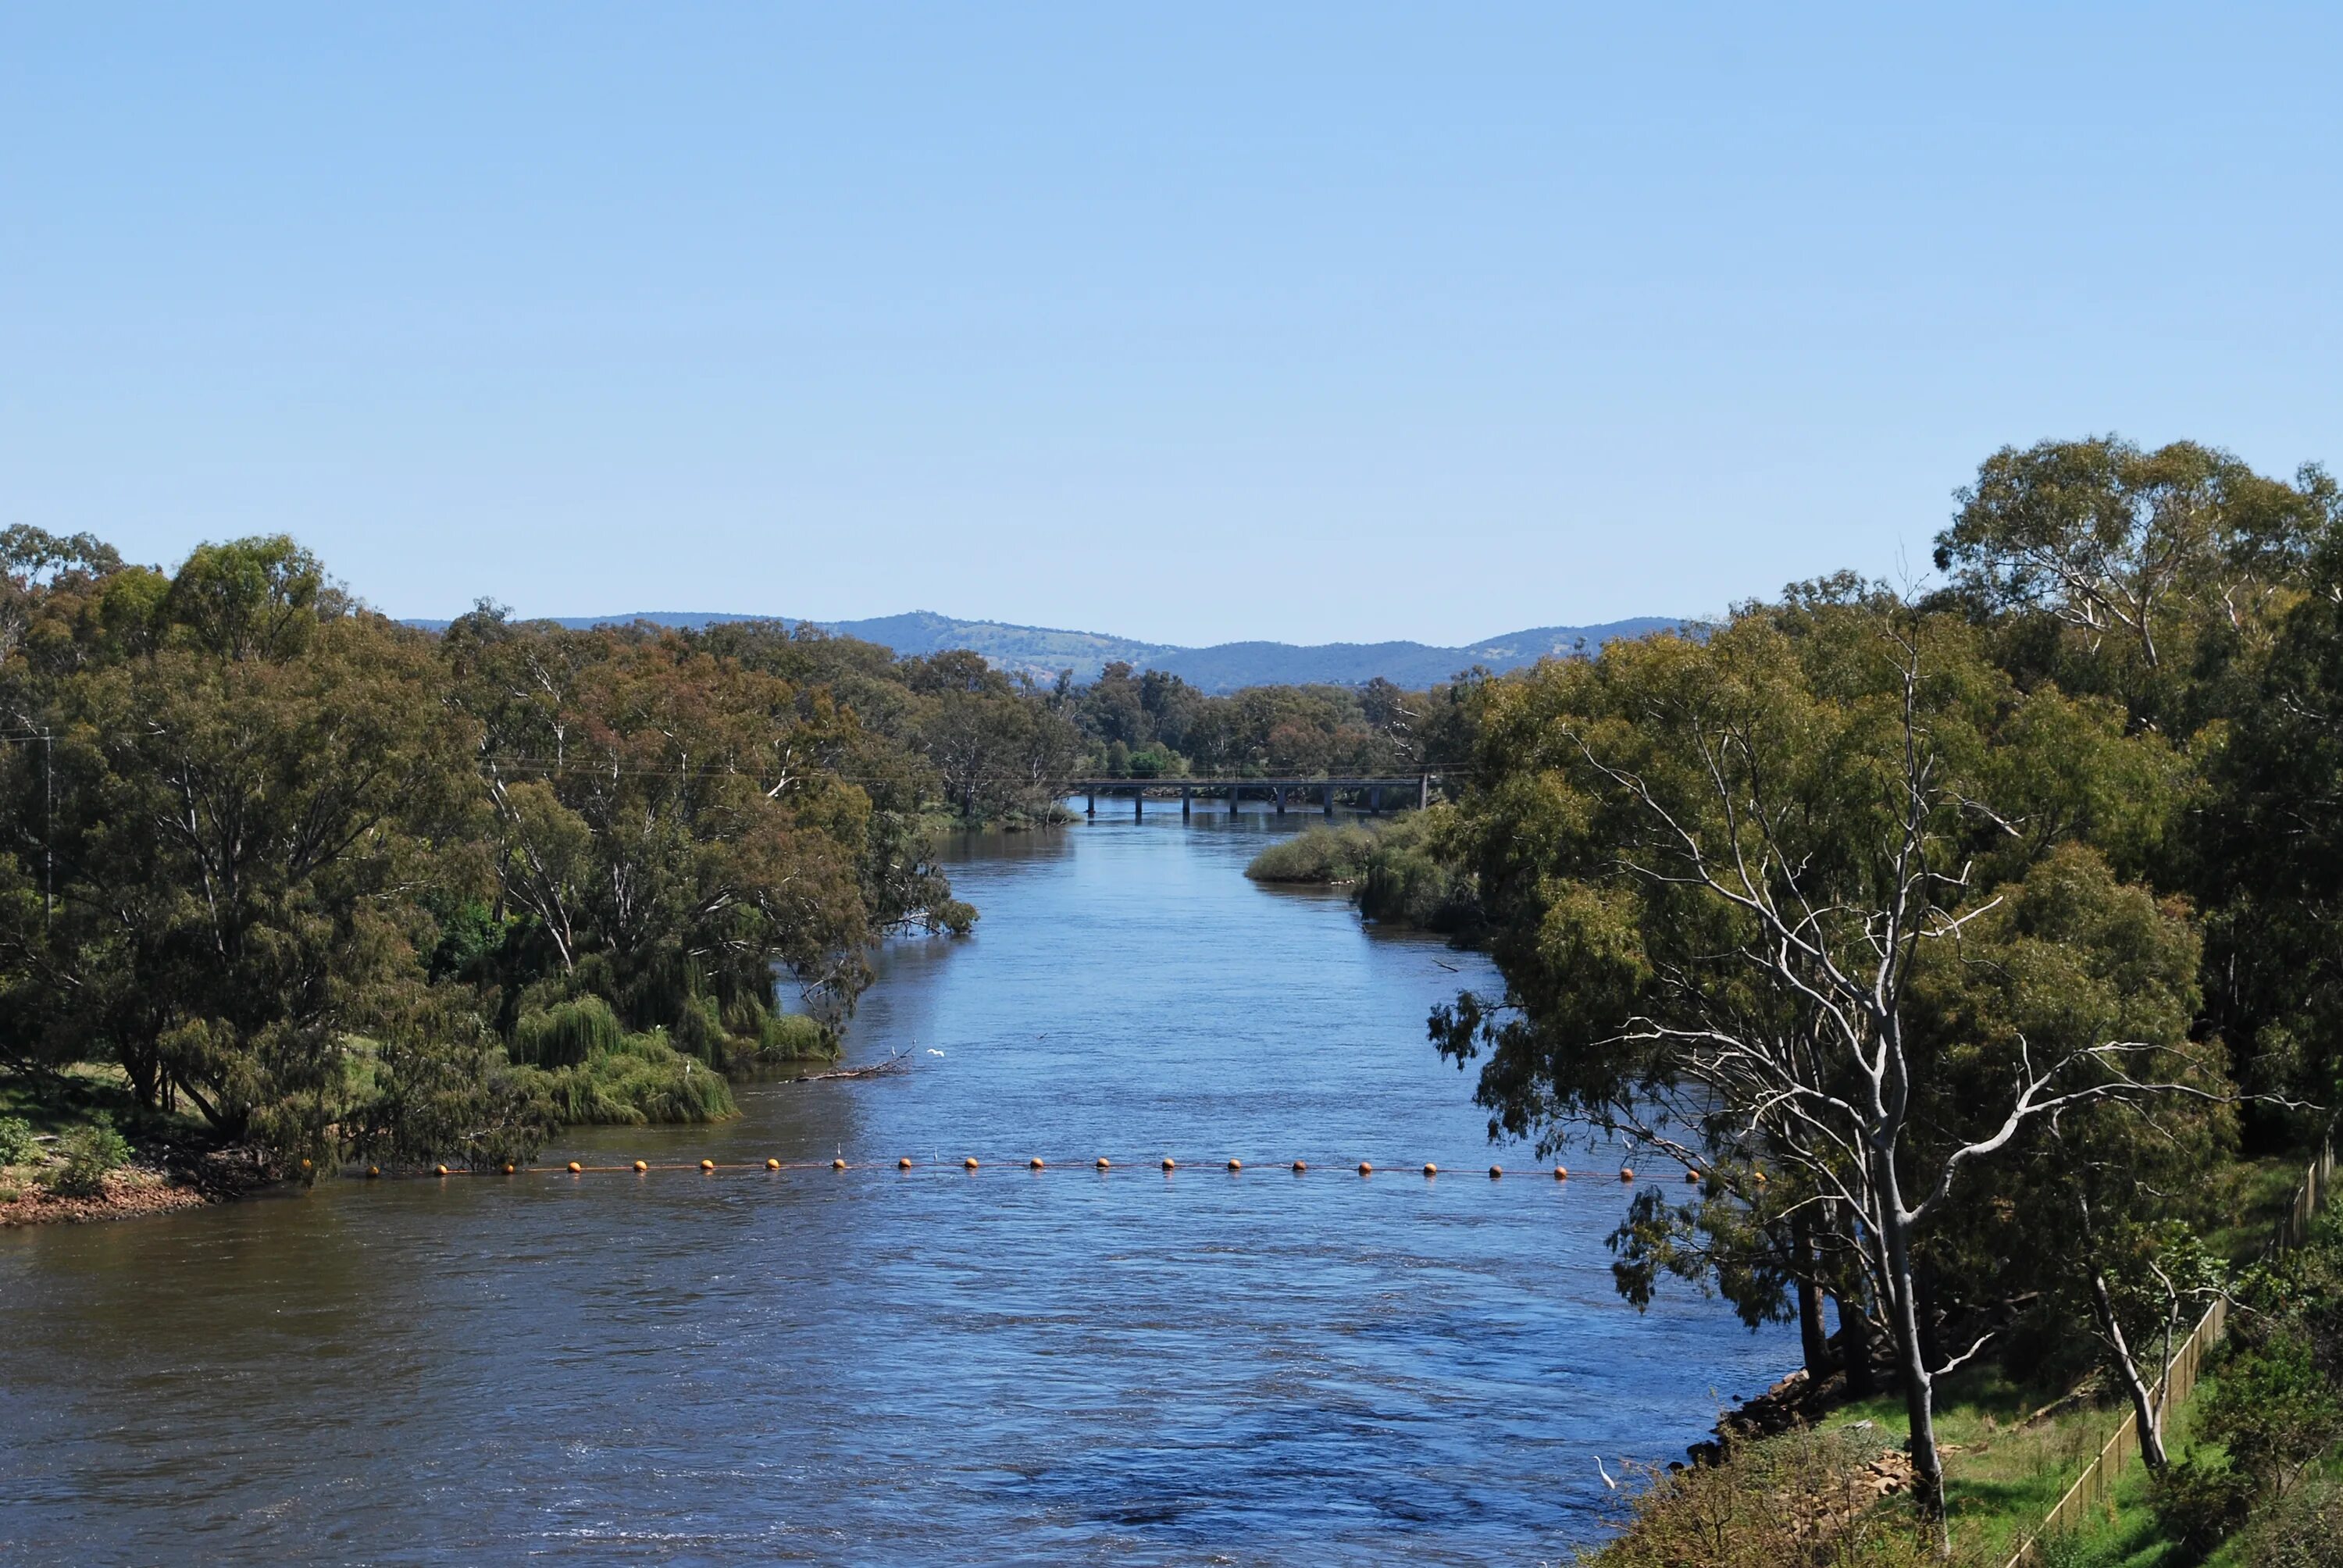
[1595,1456,1618,1491]
[927,1048,945,1057]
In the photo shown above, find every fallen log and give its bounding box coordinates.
[790,1052,911,1083]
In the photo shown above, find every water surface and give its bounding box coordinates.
[0,812,1792,1565]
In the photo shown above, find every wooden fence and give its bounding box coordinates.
[2002,1129,2338,1567]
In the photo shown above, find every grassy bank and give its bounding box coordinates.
[1582,1152,2341,1566]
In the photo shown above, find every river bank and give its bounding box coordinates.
[0,1163,213,1228]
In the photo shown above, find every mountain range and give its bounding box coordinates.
[408,609,1678,693]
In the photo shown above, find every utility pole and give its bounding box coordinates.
[43,727,53,927]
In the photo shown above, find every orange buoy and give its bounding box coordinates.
[1358,1161,1374,1176]
[832,1158,847,1171]
[768,1158,782,1171]
[1029,1157,1045,1171]
[1753,1170,1768,1184]
[1423,1163,1438,1177]
[899,1156,914,1170]
[568,1161,583,1174]
[435,1164,450,1176]
[1293,1160,1307,1174]
[1096,1156,1111,1170]
[1227,1158,1242,1172]
[1161,1156,1176,1171]
[1684,1169,1702,1184]
[701,1159,715,1172]
[1619,1167,1634,1182]
[1489,1165,1503,1179]
[502,1163,515,1175]
[633,1160,648,1172]
[964,1156,979,1170]
[301,1158,312,1171]
[1553,1166,1568,1179]
[366,1165,380,1178]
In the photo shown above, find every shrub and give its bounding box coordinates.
[0,1114,36,1167]
[668,994,727,1064]
[2229,1474,2343,1567]
[511,996,624,1067]
[1357,810,1480,934]
[1246,811,1482,933]
[525,1028,738,1126]
[1246,824,1378,883]
[2202,1331,2343,1493]
[43,1114,132,1197]
[2148,1456,2255,1560]
[1582,1427,1945,1567]
[752,1010,832,1065]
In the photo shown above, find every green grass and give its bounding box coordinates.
[2203,1153,2308,1264]
[2003,1373,2228,1568]
[1813,1368,2133,1563]
[0,1061,142,1137]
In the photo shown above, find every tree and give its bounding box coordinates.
[1432,597,2229,1540]
[440,614,917,1046]
[1935,436,2329,732]
[906,651,1082,821]
[0,541,478,1164]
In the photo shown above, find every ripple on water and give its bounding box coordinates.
[0,815,1792,1564]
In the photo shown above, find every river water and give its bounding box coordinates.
[0,811,1792,1566]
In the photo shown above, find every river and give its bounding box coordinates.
[0,811,1793,1565]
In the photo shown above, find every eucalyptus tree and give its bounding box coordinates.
[1432,590,2225,1538]
[1934,436,2329,736]
[0,536,486,1164]
[904,649,1083,820]
[438,611,966,1060]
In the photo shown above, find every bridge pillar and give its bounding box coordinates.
[1086,789,1095,818]
[1274,786,1286,816]
[1134,789,1143,821]
[1369,785,1382,815]
[1182,786,1192,820]
[1418,773,1430,810]
[1322,782,1334,817]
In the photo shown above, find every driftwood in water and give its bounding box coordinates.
[790,1052,911,1083]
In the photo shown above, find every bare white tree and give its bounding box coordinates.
[1551,625,2225,1548]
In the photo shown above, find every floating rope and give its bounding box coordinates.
[380,1157,1691,1182]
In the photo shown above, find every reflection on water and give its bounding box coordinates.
[0,811,1792,1565]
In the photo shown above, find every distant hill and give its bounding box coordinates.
[1144,621,1679,690]
[402,609,1678,692]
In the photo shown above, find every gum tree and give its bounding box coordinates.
[1434,591,2226,1541]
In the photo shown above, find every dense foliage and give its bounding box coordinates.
[1244,811,1482,936]
[1057,662,1474,779]
[2150,1207,2343,1559]
[0,532,1073,1171]
[1430,437,2343,1533]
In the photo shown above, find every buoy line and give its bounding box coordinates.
[366,1159,1714,1184]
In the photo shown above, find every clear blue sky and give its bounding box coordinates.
[5,5,2339,647]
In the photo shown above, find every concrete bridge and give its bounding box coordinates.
[1069,775,1434,820]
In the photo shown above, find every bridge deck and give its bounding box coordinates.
[1065,775,1434,816]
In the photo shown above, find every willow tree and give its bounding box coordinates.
[1434,590,2225,1539]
